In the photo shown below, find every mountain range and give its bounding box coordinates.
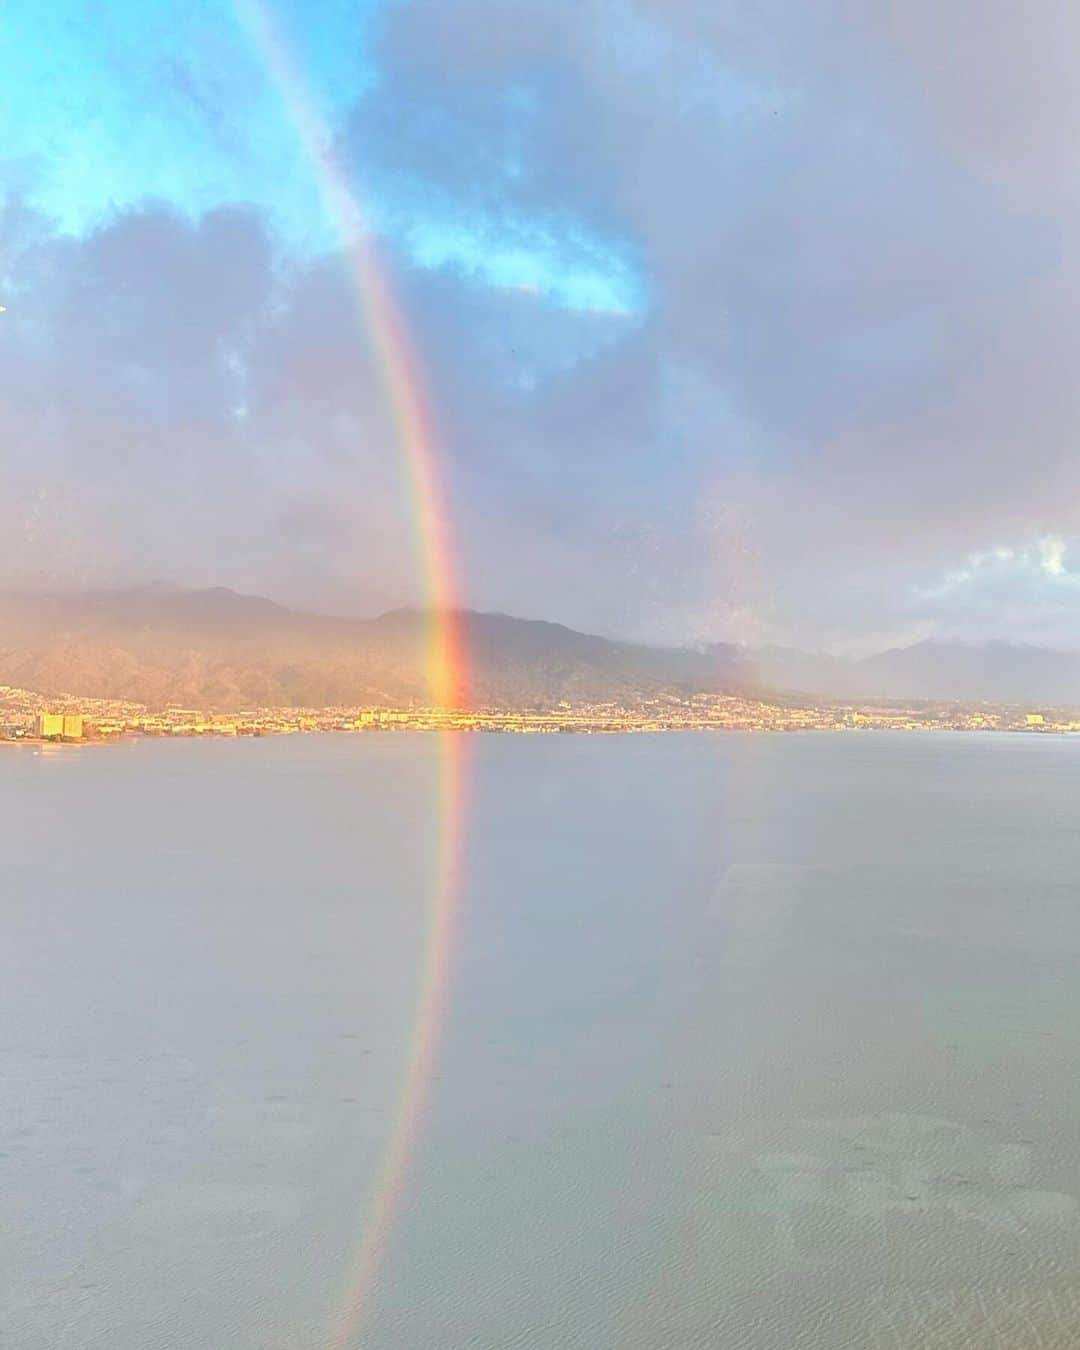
[1,586,1078,710]
[729,641,1080,706]
[0,587,743,709]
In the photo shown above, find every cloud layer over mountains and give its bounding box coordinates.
[4,0,1080,650]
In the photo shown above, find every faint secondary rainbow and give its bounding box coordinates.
[232,3,470,1346]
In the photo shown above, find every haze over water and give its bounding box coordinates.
[5,732,1080,1348]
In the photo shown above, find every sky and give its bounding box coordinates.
[2,0,1080,652]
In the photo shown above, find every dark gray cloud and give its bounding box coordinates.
[1,200,404,609]
[6,0,1080,648]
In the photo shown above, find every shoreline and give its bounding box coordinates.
[2,722,1073,748]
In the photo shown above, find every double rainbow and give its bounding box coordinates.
[233,4,469,1344]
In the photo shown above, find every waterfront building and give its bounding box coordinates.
[35,712,83,739]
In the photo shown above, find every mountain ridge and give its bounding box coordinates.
[728,636,1080,706]
[3,587,1079,709]
[0,587,746,709]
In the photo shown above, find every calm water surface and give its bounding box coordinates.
[4,732,1080,1347]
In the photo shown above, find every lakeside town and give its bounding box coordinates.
[2,682,1078,743]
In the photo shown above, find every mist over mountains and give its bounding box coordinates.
[0,587,1077,710]
[735,642,1080,707]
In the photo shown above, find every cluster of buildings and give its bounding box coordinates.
[34,712,84,740]
[5,682,1080,744]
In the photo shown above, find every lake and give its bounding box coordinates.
[4,731,1080,1348]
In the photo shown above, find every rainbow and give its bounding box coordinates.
[232,3,470,1344]
[322,734,469,1350]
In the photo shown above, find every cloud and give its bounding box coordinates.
[348,0,1080,644]
[6,0,1080,650]
[0,198,399,606]
[905,537,1080,647]
[0,191,645,626]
